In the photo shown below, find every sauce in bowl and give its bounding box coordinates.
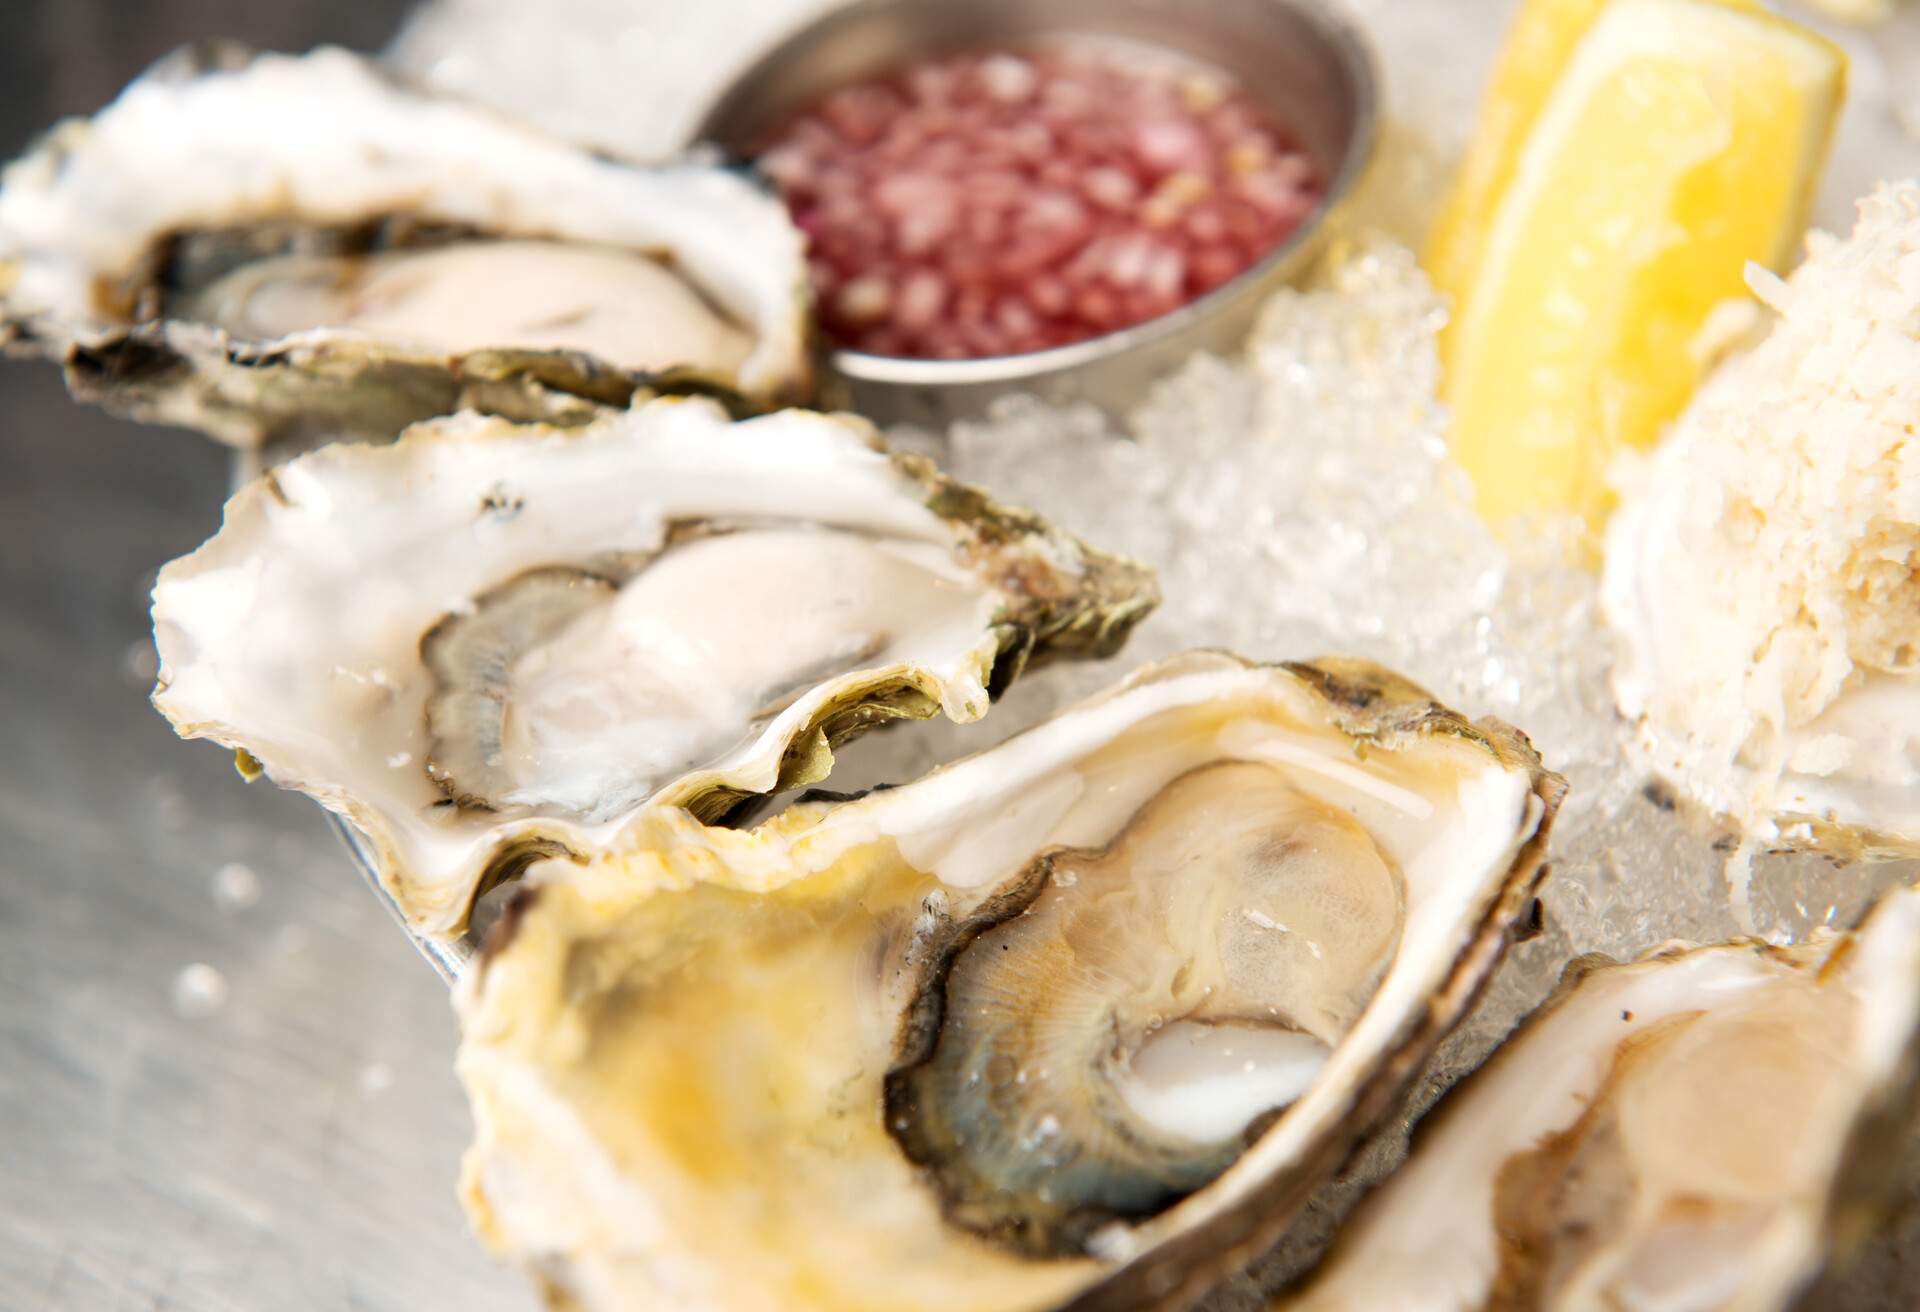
[757,40,1325,360]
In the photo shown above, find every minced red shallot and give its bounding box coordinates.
[758,43,1324,360]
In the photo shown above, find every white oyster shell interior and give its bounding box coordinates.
[1283,885,1920,1312]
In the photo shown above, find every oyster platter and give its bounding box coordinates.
[9,0,1920,1306]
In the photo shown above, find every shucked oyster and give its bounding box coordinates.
[0,45,811,447]
[457,652,1564,1311]
[150,396,1154,936]
[1280,883,1920,1311]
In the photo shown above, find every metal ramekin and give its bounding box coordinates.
[693,0,1378,427]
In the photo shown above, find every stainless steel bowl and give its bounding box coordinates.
[693,0,1378,426]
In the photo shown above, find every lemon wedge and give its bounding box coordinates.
[1426,0,1763,304]
[1426,0,1619,304]
[1433,0,1843,533]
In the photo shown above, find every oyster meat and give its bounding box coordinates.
[456,652,1564,1311]
[1280,884,1920,1311]
[150,396,1155,935]
[0,45,811,446]
[1602,183,1920,855]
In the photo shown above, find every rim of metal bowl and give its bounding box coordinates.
[330,813,478,983]
[692,0,1381,386]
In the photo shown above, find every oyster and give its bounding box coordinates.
[456,652,1564,1311]
[0,45,811,447]
[150,396,1154,936]
[1602,184,1920,855]
[1280,884,1920,1311]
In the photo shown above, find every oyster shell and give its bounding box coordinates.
[456,652,1564,1311]
[150,396,1154,936]
[1280,884,1920,1311]
[0,45,811,447]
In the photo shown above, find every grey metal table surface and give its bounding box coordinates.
[0,3,527,1309]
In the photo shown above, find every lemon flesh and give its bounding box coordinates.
[1426,0,1761,306]
[1427,0,1617,305]
[1437,0,1843,533]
